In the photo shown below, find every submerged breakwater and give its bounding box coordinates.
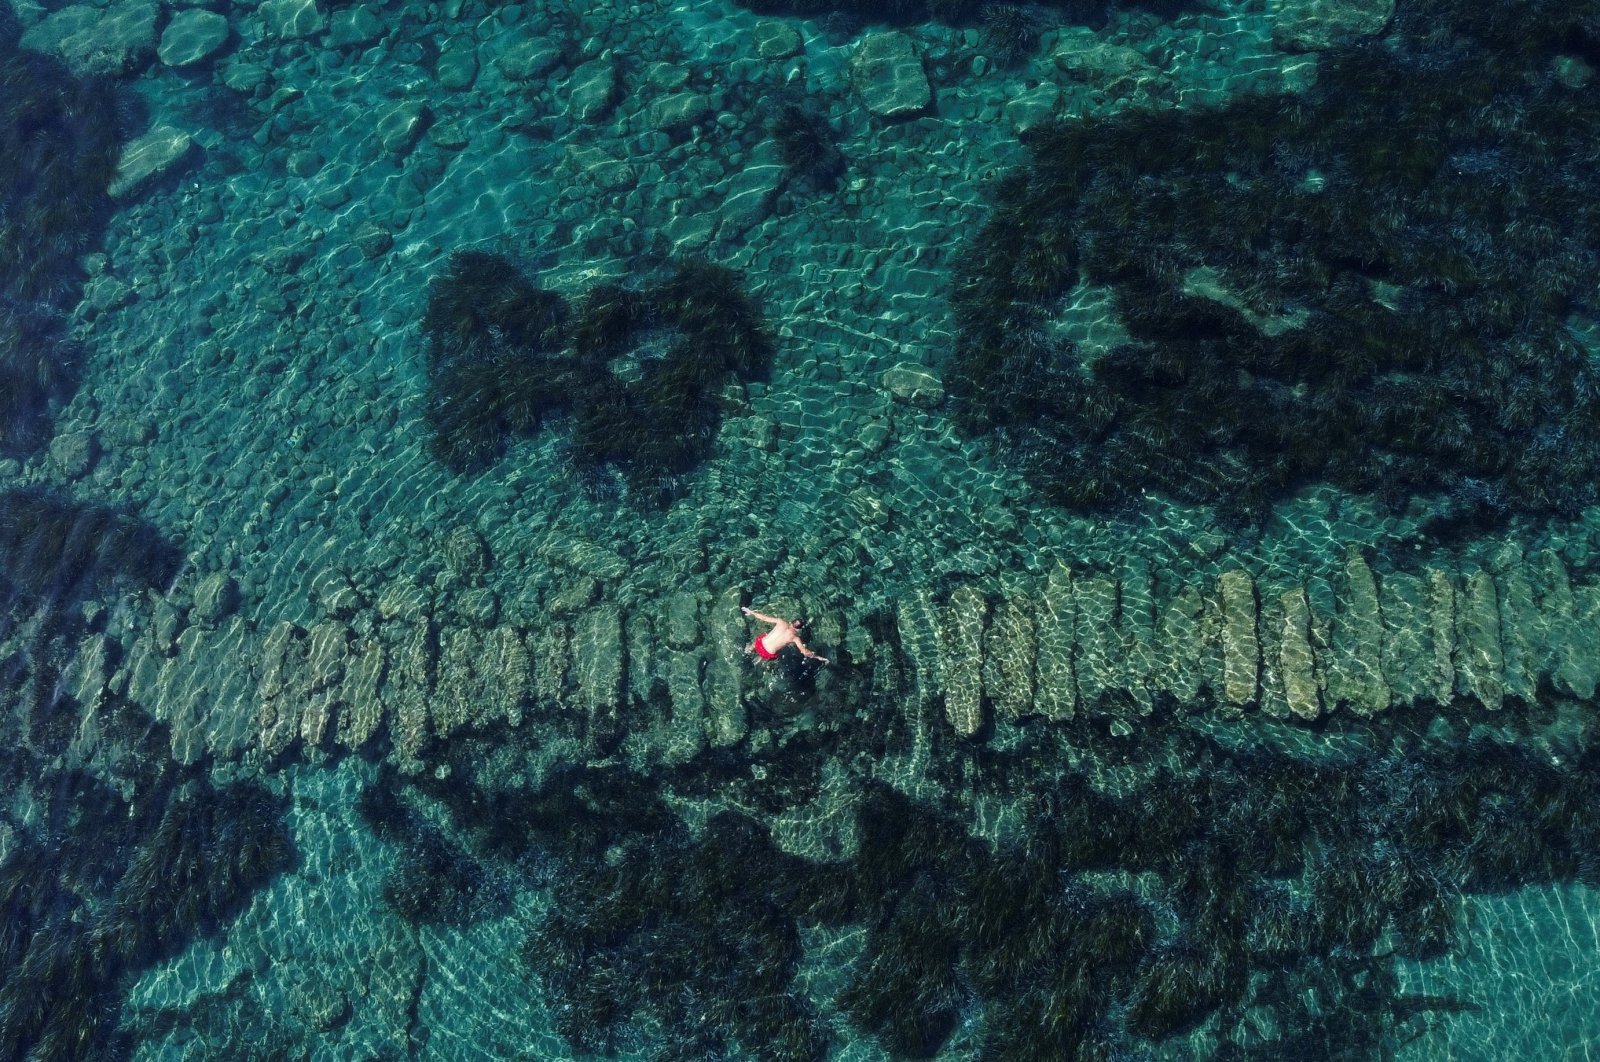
[5,0,1600,1056]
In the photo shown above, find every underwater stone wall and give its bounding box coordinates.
[47,540,1600,769]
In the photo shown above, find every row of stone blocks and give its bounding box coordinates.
[55,545,1600,765]
[903,548,1600,737]
[62,583,801,766]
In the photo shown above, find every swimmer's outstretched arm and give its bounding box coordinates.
[741,606,783,624]
[794,638,830,664]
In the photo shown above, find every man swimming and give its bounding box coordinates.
[742,605,830,664]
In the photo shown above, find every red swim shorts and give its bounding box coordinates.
[753,636,778,660]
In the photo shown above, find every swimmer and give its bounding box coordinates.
[742,605,830,664]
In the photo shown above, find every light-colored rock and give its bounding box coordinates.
[882,362,944,407]
[984,596,1034,722]
[376,102,430,157]
[328,7,384,48]
[1380,572,1432,707]
[1493,552,1539,704]
[109,128,194,201]
[436,35,479,90]
[1052,29,1154,89]
[753,20,802,60]
[383,623,436,761]
[574,608,623,735]
[337,638,387,748]
[46,430,95,479]
[568,59,619,122]
[1279,586,1321,720]
[538,533,628,581]
[1035,562,1077,719]
[1325,549,1389,715]
[1006,83,1061,135]
[158,10,229,67]
[849,32,930,119]
[1272,0,1394,52]
[257,620,307,756]
[495,36,562,80]
[486,626,531,727]
[649,91,716,130]
[260,0,325,40]
[564,144,636,193]
[943,584,986,737]
[1426,570,1457,706]
[23,0,160,76]
[704,586,747,746]
[1120,562,1158,716]
[192,572,240,626]
[897,586,945,711]
[430,628,481,740]
[1218,570,1259,709]
[664,591,701,650]
[1074,575,1120,712]
[719,155,786,237]
[1455,569,1504,710]
[442,525,489,577]
[300,621,349,747]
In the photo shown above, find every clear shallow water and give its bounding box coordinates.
[5,0,1600,1058]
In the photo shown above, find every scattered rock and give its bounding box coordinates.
[109,127,195,201]
[22,0,160,76]
[649,91,716,130]
[718,151,786,237]
[427,121,470,150]
[158,9,230,67]
[375,101,430,157]
[495,36,563,81]
[1006,83,1061,135]
[943,584,987,737]
[567,58,619,122]
[259,0,326,41]
[849,32,930,119]
[328,7,384,48]
[563,144,636,193]
[435,35,479,90]
[1052,30,1154,91]
[754,20,802,60]
[1272,0,1394,52]
[441,526,490,578]
[1278,585,1321,719]
[882,362,944,407]
[287,149,323,177]
[1218,570,1259,708]
[352,222,394,259]
[46,430,95,480]
[192,572,240,626]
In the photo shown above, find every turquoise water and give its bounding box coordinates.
[6,0,1600,1057]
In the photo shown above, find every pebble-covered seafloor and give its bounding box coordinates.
[9,0,1600,1055]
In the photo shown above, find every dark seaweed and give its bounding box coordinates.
[949,0,1600,529]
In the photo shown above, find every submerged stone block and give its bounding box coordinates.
[574,607,624,733]
[1120,562,1159,717]
[1218,570,1259,710]
[1426,569,1457,706]
[1455,569,1504,710]
[1074,576,1120,713]
[1035,562,1077,719]
[897,586,945,712]
[704,586,747,747]
[1279,586,1321,720]
[337,638,387,749]
[1326,550,1389,716]
[943,584,987,737]
[1380,572,1432,707]
[985,596,1035,722]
